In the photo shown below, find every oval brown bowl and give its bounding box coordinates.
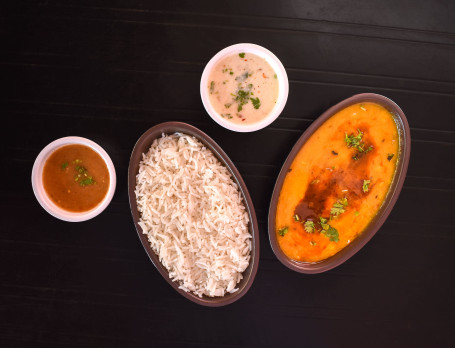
[268,93,411,273]
[128,122,260,306]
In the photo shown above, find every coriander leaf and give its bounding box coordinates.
[304,220,315,233]
[330,202,345,217]
[345,129,363,148]
[251,97,261,109]
[387,153,394,161]
[234,88,250,112]
[79,176,95,187]
[321,226,339,242]
[239,52,245,58]
[362,179,371,193]
[61,162,68,170]
[209,81,215,94]
[339,197,348,207]
[319,217,329,231]
[278,226,289,237]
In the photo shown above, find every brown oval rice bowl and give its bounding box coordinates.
[128,122,260,306]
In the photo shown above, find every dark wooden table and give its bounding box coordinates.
[2,1,455,347]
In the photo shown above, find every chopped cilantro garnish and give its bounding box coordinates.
[362,180,371,193]
[330,203,345,217]
[278,226,289,237]
[319,217,328,230]
[209,81,215,94]
[230,71,234,75]
[274,74,277,79]
[387,153,394,161]
[61,162,68,170]
[239,52,245,58]
[331,197,348,218]
[321,226,339,242]
[251,97,261,109]
[224,103,232,109]
[221,113,233,119]
[235,89,250,112]
[345,129,364,148]
[304,220,315,233]
[345,129,374,160]
[339,197,348,206]
[79,177,95,187]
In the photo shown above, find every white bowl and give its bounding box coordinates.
[200,43,289,132]
[31,137,116,222]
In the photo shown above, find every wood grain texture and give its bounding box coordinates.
[1,1,455,347]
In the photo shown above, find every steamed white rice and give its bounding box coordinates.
[135,133,251,297]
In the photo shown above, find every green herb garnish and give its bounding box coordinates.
[221,113,233,119]
[345,129,364,149]
[330,197,349,218]
[61,162,68,170]
[229,71,234,75]
[224,103,232,109]
[387,153,394,161]
[251,97,261,109]
[321,226,339,242]
[362,180,371,193]
[274,74,277,79]
[239,52,245,58]
[304,220,315,233]
[235,89,250,112]
[319,217,329,230]
[278,226,289,237]
[79,177,95,187]
[355,211,360,216]
[209,81,215,94]
[330,203,345,217]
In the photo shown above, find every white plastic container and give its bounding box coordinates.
[200,43,289,132]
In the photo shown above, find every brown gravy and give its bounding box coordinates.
[43,144,110,212]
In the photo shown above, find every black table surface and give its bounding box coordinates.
[2,1,455,347]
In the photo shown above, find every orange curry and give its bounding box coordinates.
[276,102,399,262]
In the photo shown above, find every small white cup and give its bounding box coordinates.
[200,43,289,132]
[31,137,116,222]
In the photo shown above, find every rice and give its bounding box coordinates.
[135,133,252,297]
